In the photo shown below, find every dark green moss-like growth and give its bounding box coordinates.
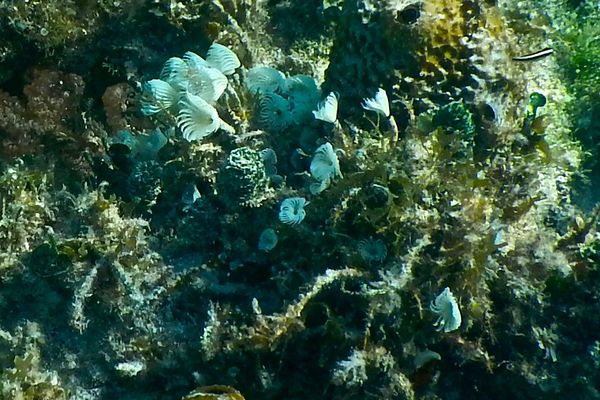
[548,1,600,204]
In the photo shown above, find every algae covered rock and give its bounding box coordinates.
[217,146,274,208]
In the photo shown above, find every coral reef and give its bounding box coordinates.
[0,0,598,399]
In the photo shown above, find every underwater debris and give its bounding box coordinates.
[430,287,462,333]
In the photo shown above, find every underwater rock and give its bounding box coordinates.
[217,146,273,208]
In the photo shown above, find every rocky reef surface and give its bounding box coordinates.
[0,0,599,399]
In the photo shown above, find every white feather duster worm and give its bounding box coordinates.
[182,51,209,69]
[142,45,241,141]
[313,92,339,124]
[285,75,320,121]
[257,93,292,131]
[159,52,227,103]
[279,197,308,225]
[177,92,222,142]
[246,66,287,94]
[184,64,227,104]
[159,57,188,90]
[140,79,180,115]
[430,287,462,333]
[206,42,241,76]
[361,88,390,117]
[310,142,343,194]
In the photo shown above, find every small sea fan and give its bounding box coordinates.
[177,92,221,141]
[257,93,292,131]
[430,287,461,333]
[206,42,241,76]
[310,142,342,193]
[140,79,180,115]
[279,197,307,225]
[246,66,287,94]
[361,88,390,117]
[313,92,339,124]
